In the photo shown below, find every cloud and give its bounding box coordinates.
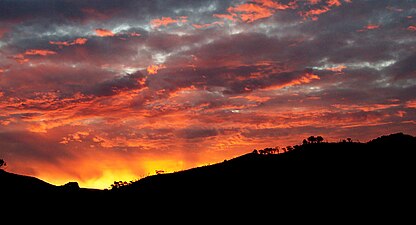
[213,0,296,23]
[147,64,166,75]
[406,100,416,109]
[1,0,416,189]
[176,127,218,139]
[24,49,57,56]
[0,27,9,38]
[407,25,416,31]
[12,49,57,64]
[327,0,342,7]
[95,28,115,37]
[192,21,224,29]
[150,16,187,28]
[357,24,380,32]
[49,38,88,47]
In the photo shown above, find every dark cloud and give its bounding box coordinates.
[176,127,219,139]
[0,131,75,164]
[89,71,146,97]
[387,53,416,80]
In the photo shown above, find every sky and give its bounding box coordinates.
[0,0,415,189]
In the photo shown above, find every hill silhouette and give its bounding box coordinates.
[112,132,415,201]
[1,132,415,204]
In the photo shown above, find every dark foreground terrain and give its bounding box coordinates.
[1,133,415,209]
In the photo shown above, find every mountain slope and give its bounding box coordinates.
[115,132,416,200]
[0,169,57,193]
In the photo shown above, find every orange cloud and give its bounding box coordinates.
[301,0,346,20]
[291,73,320,85]
[60,131,90,144]
[327,0,341,7]
[301,6,330,20]
[73,38,88,44]
[12,54,29,64]
[230,3,274,23]
[150,17,181,28]
[214,0,296,23]
[267,73,320,90]
[95,28,115,37]
[365,24,380,30]
[147,64,166,75]
[407,25,416,31]
[50,38,88,47]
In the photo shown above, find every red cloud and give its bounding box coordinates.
[95,28,115,37]
[150,17,182,28]
[407,25,416,31]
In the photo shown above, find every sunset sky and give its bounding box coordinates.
[1,0,415,189]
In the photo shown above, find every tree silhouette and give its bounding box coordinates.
[302,139,308,145]
[347,138,352,143]
[307,136,317,144]
[0,159,6,169]
[316,136,324,143]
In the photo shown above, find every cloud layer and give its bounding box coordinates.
[1,0,415,188]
